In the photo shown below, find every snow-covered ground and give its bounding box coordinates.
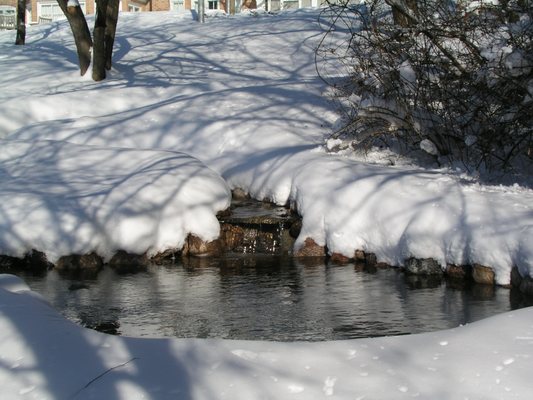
[2,273,533,399]
[1,9,531,284]
[0,8,533,399]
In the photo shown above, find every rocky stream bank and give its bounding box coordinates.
[2,191,533,299]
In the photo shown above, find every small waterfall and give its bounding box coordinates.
[219,198,299,256]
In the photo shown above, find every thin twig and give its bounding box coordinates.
[70,357,139,399]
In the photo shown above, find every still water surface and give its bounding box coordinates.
[16,256,520,341]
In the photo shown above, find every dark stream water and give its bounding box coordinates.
[11,255,526,341]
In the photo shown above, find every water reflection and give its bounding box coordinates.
[8,256,523,341]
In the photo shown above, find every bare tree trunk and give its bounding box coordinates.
[105,0,120,70]
[57,0,93,76]
[386,0,418,27]
[15,0,26,45]
[92,0,108,81]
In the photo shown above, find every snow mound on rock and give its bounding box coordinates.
[0,139,231,262]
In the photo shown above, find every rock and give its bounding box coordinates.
[92,321,120,335]
[404,257,443,276]
[182,234,224,257]
[218,197,298,255]
[330,252,351,264]
[151,249,180,265]
[231,188,249,200]
[446,264,472,280]
[289,220,302,239]
[108,250,149,274]
[56,253,103,271]
[25,250,53,272]
[326,250,383,270]
[293,238,326,257]
[0,255,23,271]
[519,277,533,296]
[80,316,120,335]
[510,266,523,288]
[219,200,298,255]
[216,208,232,218]
[0,250,53,273]
[354,250,378,266]
[354,250,366,262]
[221,225,245,252]
[472,264,495,285]
[68,282,89,291]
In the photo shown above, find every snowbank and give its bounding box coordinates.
[0,140,230,262]
[0,10,532,283]
[1,273,533,399]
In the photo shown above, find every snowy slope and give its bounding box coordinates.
[2,273,533,399]
[0,9,532,284]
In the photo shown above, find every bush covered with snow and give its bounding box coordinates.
[317,0,532,175]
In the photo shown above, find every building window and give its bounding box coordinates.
[281,0,298,9]
[0,5,16,30]
[0,6,16,16]
[172,0,185,11]
[38,1,86,22]
[128,4,141,11]
[208,0,218,9]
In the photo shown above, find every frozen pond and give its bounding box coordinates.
[10,255,527,341]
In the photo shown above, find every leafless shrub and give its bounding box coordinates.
[317,0,533,174]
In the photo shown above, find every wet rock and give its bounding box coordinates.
[151,249,180,265]
[219,198,298,255]
[354,250,366,262]
[25,250,53,272]
[56,253,103,271]
[354,250,378,266]
[221,225,246,252]
[329,250,382,268]
[510,266,523,288]
[0,250,52,273]
[289,220,302,239]
[68,282,89,291]
[330,252,352,264]
[446,264,472,281]
[472,264,495,285]
[182,234,224,257]
[80,314,120,335]
[404,257,443,276]
[0,255,22,271]
[108,250,149,274]
[519,277,533,296]
[293,238,326,257]
[93,321,120,335]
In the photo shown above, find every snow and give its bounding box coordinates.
[0,140,230,262]
[0,8,533,399]
[1,273,533,399]
[0,9,532,283]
